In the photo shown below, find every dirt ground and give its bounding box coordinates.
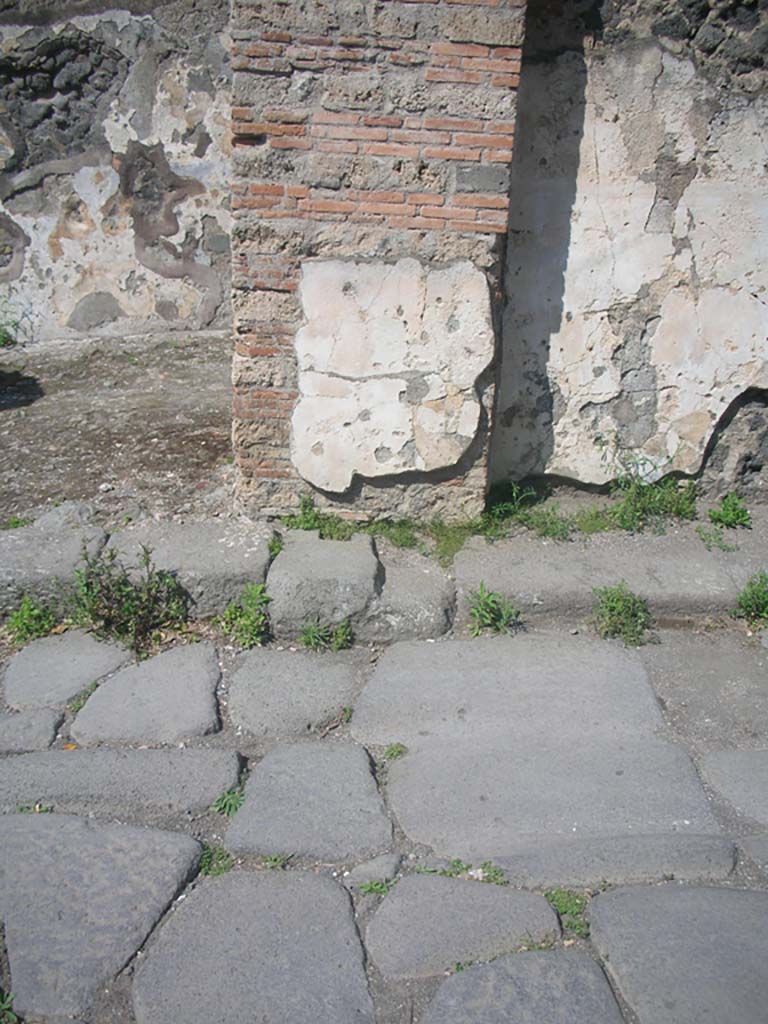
[0,332,233,526]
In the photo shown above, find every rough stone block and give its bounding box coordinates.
[699,749,768,826]
[357,561,456,643]
[439,5,525,45]
[0,709,62,753]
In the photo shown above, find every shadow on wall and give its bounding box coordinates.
[489,0,601,483]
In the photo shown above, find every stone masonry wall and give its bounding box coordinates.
[230,0,526,519]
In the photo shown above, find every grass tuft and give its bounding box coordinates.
[199,844,234,877]
[708,493,751,530]
[467,582,521,637]
[297,617,353,652]
[545,888,590,938]
[211,787,244,817]
[4,595,57,645]
[734,571,768,625]
[593,581,653,647]
[219,583,271,648]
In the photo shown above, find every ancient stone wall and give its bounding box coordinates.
[491,0,768,492]
[0,0,231,342]
[230,0,526,519]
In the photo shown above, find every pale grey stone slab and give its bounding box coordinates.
[0,502,106,614]
[267,531,381,635]
[699,749,768,826]
[0,749,240,819]
[108,519,274,617]
[71,642,220,745]
[4,629,131,709]
[0,813,199,1021]
[228,648,363,738]
[225,743,391,861]
[133,872,373,1024]
[352,634,663,749]
[357,561,455,642]
[365,874,558,979]
[345,854,401,889]
[422,952,625,1024]
[591,885,768,1024]
[0,708,62,753]
[740,834,768,873]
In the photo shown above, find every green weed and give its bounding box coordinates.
[67,682,98,714]
[282,495,356,541]
[608,477,697,532]
[365,519,419,549]
[426,519,479,566]
[0,515,31,530]
[383,743,407,760]
[545,888,590,938]
[263,853,293,869]
[0,988,18,1024]
[467,581,521,637]
[198,844,233,877]
[358,879,393,895]
[211,787,244,817]
[477,861,507,886]
[73,545,189,654]
[298,617,353,652]
[268,536,283,559]
[440,858,473,878]
[696,525,737,552]
[4,595,57,645]
[16,801,53,814]
[734,571,768,625]
[593,581,653,647]
[220,583,271,648]
[709,493,751,529]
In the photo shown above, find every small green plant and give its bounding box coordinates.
[358,879,394,895]
[198,844,234,877]
[298,617,353,652]
[73,545,189,653]
[734,571,768,625]
[263,853,293,869]
[67,682,98,714]
[477,861,506,886]
[16,801,53,814]
[211,786,245,817]
[453,961,474,973]
[545,888,590,938]
[383,743,407,760]
[608,477,697,532]
[219,583,271,648]
[283,495,356,541]
[366,519,419,549]
[467,582,521,637]
[268,535,283,558]
[4,595,57,645]
[1,515,31,530]
[427,519,479,565]
[695,525,737,553]
[708,493,751,529]
[593,581,653,647]
[0,988,18,1024]
[440,858,473,878]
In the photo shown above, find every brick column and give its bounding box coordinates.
[231,0,526,520]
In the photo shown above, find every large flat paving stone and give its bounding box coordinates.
[740,834,768,874]
[0,502,106,614]
[357,560,456,642]
[0,813,200,1022]
[352,634,663,748]
[132,871,374,1024]
[699,749,768,825]
[422,951,624,1024]
[228,648,364,738]
[109,519,274,617]
[0,708,62,753]
[226,742,391,861]
[386,734,720,862]
[0,749,240,819]
[365,874,557,979]
[590,885,768,1024]
[71,642,220,745]
[4,629,131,709]
[267,530,381,635]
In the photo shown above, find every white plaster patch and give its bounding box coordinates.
[291,258,494,492]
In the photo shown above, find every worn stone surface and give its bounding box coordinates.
[292,259,495,493]
[0,813,200,1022]
[740,835,768,874]
[228,648,363,739]
[267,531,381,634]
[590,885,768,1024]
[422,952,625,1024]
[699,750,768,826]
[133,872,373,1024]
[0,503,106,613]
[344,853,401,889]
[0,749,240,819]
[3,629,131,709]
[357,559,456,643]
[109,520,274,617]
[0,708,62,753]
[71,642,220,746]
[225,743,391,861]
[365,874,558,979]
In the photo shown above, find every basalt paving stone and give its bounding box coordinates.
[740,834,768,873]
[0,813,200,1022]
[365,874,557,980]
[108,519,275,617]
[699,749,768,826]
[225,742,391,861]
[132,872,374,1024]
[3,629,131,709]
[344,853,402,889]
[0,708,62,753]
[267,530,381,636]
[228,648,364,738]
[590,885,768,1024]
[71,642,220,745]
[351,634,664,749]
[356,561,456,642]
[421,951,625,1024]
[0,749,240,819]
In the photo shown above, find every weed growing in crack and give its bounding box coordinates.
[358,879,394,895]
[67,682,98,714]
[383,743,407,760]
[545,888,590,938]
[593,581,653,647]
[298,617,353,652]
[1,515,31,530]
[0,988,18,1024]
[696,525,738,552]
[263,853,293,869]
[282,495,356,541]
[709,493,751,530]
[16,801,53,814]
[4,595,57,645]
[268,535,283,559]
[199,844,233,877]
[734,571,768,625]
[219,583,271,648]
[468,582,521,637]
[211,787,244,817]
